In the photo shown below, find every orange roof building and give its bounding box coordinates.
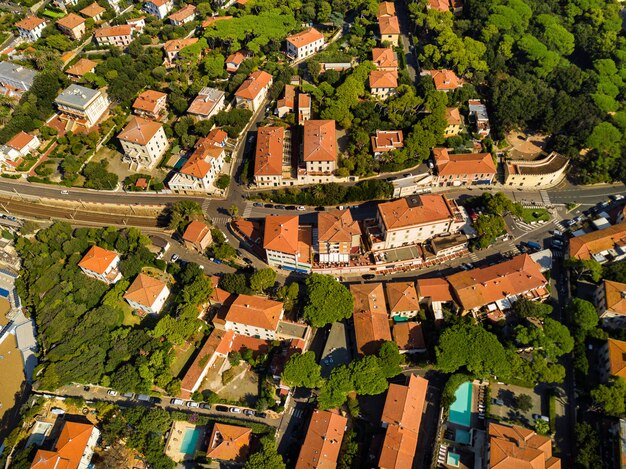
[424,69,463,91]
[123,273,170,316]
[94,24,133,47]
[428,0,450,11]
[168,4,196,25]
[222,294,284,340]
[444,107,463,136]
[65,58,97,79]
[132,90,167,120]
[378,1,396,16]
[254,126,288,187]
[317,209,361,264]
[15,16,46,41]
[393,322,426,352]
[378,15,400,45]
[182,220,212,252]
[597,280,626,328]
[432,147,497,186]
[372,47,398,71]
[603,338,626,380]
[296,410,347,469]
[385,282,420,319]
[234,70,273,111]
[303,120,336,175]
[369,70,398,99]
[569,222,626,262]
[80,2,106,20]
[447,254,549,315]
[118,116,168,170]
[351,282,388,315]
[206,423,252,462]
[277,84,296,117]
[187,87,226,120]
[371,130,403,157]
[286,27,325,60]
[225,51,245,73]
[32,422,100,469]
[378,375,428,468]
[263,214,312,272]
[163,37,198,65]
[351,283,391,355]
[78,245,122,284]
[1,131,40,163]
[57,13,86,40]
[202,15,233,28]
[488,422,561,469]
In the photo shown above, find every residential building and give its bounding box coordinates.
[0,131,39,168]
[94,24,133,47]
[468,99,490,137]
[31,421,100,469]
[220,294,284,340]
[371,130,403,158]
[168,128,227,193]
[392,322,426,353]
[595,279,626,328]
[298,93,311,124]
[317,209,361,264]
[78,245,122,284]
[378,15,400,46]
[55,84,109,128]
[168,4,196,25]
[320,62,352,72]
[127,16,146,33]
[253,126,290,187]
[286,27,325,60]
[569,222,626,262]
[367,194,466,251]
[385,282,420,319]
[504,152,569,188]
[447,254,549,316]
[263,215,312,272]
[377,1,395,16]
[428,0,450,11]
[444,107,463,137]
[416,277,455,322]
[15,16,46,42]
[51,0,78,10]
[206,424,251,462]
[378,375,428,468]
[601,338,626,382]
[163,38,198,65]
[187,87,225,120]
[432,147,496,187]
[234,70,273,111]
[369,70,398,99]
[372,47,398,71]
[277,84,295,118]
[133,89,167,120]
[79,2,105,21]
[225,51,245,73]
[143,0,173,19]
[56,13,85,40]
[296,410,347,469]
[423,69,463,92]
[182,220,212,252]
[303,119,336,175]
[351,283,392,355]
[106,0,120,13]
[118,116,168,170]
[201,15,233,28]
[487,422,561,469]
[65,58,97,81]
[123,273,169,316]
[0,61,36,97]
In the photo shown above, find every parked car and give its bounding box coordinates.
[150,397,162,404]
[525,241,542,251]
[275,205,285,210]
[361,274,376,280]
[532,414,550,422]
[170,254,179,262]
[229,407,242,413]
[200,403,211,410]
[243,257,253,265]
[257,412,267,419]
[122,392,135,399]
[215,405,229,412]
[171,398,184,406]
[107,390,118,396]
[314,206,325,211]
[210,257,223,264]
[264,204,273,208]
[187,401,200,408]
[285,205,296,210]
[492,398,504,405]
[137,394,151,402]
[611,194,625,201]
[243,409,255,416]
[253,202,263,207]
[297,206,306,211]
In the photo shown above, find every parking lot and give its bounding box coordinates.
[488,382,543,428]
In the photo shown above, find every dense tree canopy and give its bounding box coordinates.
[282,351,322,388]
[303,274,354,327]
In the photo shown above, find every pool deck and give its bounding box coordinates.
[165,421,205,463]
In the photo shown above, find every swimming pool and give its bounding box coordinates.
[447,452,461,467]
[455,428,471,444]
[180,427,202,455]
[448,381,472,427]
[0,288,9,298]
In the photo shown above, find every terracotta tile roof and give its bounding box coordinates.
[95,24,132,37]
[607,338,626,379]
[296,410,347,469]
[445,107,462,126]
[298,93,311,109]
[235,70,273,100]
[254,126,285,177]
[207,423,251,462]
[386,282,419,313]
[433,148,496,176]
[372,47,398,69]
[123,273,168,308]
[303,120,336,162]
[231,334,272,356]
[372,130,403,153]
[429,0,450,11]
[15,15,45,31]
[297,225,313,265]
[286,27,324,48]
[489,422,560,469]
[179,129,227,178]
[393,322,426,351]
[148,0,170,7]
[78,245,118,274]
[350,282,387,314]
[427,69,463,91]
[225,293,283,330]
[263,214,299,254]
[604,280,626,316]
[187,87,224,117]
[57,13,85,30]
[569,222,626,260]
[182,220,210,244]
[163,37,198,52]
[202,15,233,28]
[416,277,453,302]
[80,2,105,18]
[32,421,95,469]
[225,51,245,71]
[369,70,398,89]
[118,116,163,145]
[133,89,166,113]
[353,310,391,355]
[65,58,97,77]
[6,131,36,151]
[168,4,196,22]
[317,209,361,244]
[378,15,400,35]
[277,84,296,110]
[209,275,234,305]
[377,1,396,16]
[378,194,456,230]
[446,254,547,312]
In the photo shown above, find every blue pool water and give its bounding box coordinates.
[449,381,472,427]
[455,428,471,444]
[0,288,9,298]
[447,452,461,466]
[180,428,202,454]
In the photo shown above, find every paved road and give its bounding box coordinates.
[395,0,419,81]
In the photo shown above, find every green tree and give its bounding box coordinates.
[565,258,603,282]
[576,423,602,468]
[473,214,506,248]
[534,418,550,435]
[243,436,286,469]
[167,201,204,232]
[303,274,354,327]
[512,298,553,320]
[514,394,533,412]
[377,341,403,378]
[219,273,250,294]
[216,174,231,190]
[281,351,322,388]
[568,298,598,332]
[591,377,626,416]
[249,268,277,292]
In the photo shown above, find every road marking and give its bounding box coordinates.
[242,202,253,218]
[202,199,211,214]
[210,216,230,225]
[540,191,551,205]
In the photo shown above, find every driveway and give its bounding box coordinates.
[489,383,543,428]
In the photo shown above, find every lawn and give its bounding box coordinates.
[520,207,550,223]
[119,300,140,326]
[42,9,65,18]
[170,341,195,377]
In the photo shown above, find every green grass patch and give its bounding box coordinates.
[119,300,140,326]
[520,207,550,223]
[170,342,196,377]
[42,9,66,18]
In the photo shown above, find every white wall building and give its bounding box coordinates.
[94,24,133,48]
[285,27,325,60]
[220,294,284,341]
[55,84,109,128]
[15,16,46,42]
[234,70,273,111]
[117,116,169,170]
[123,273,170,316]
[78,245,122,284]
[143,0,173,19]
